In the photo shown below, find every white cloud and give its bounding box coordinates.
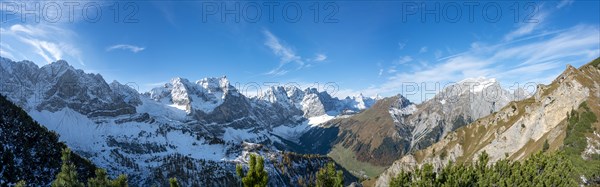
[350,24,600,103]
[106,44,145,53]
[395,56,413,64]
[313,53,327,62]
[266,69,289,76]
[556,0,574,9]
[0,24,83,65]
[21,38,63,62]
[264,30,300,64]
[419,46,428,53]
[0,43,16,59]
[503,7,549,41]
[263,30,301,75]
[263,30,328,76]
[0,48,15,59]
[398,42,406,50]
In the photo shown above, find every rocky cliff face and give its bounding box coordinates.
[407,77,526,151]
[297,77,524,178]
[0,57,373,186]
[0,58,137,117]
[376,58,600,187]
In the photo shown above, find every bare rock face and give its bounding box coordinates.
[0,58,371,186]
[0,58,137,117]
[376,59,600,187]
[298,77,523,177]
[408,77,525,151]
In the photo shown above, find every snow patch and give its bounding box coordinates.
[459,77,497,92]
[307,115,335,127]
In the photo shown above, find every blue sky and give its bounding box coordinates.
[1,0,599,102]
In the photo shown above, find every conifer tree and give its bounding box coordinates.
[87,169,110,187]
[389,151,576,187]
[169,177,180,187]
[236,154,268,187]
[110,174,128,187]
[389,170,411,187]
[1,149,17,183]
[51,148,84,187]
[316,162,343,187]
[86,168,128,187]
[15,180,26,187]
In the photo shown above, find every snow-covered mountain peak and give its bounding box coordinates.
[284,86,303,100]
[259,86,290,103]
[39,59,79,78]
[304,87,320,95]
[146,76,241,114]
[340,93,379,110]
[170,77,195,89]
[0,57,383,186]
[196,76,230,91]
[110,81,142,106]
[458,77,498,92]
[389,94,417,117]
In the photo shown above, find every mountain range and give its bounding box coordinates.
[375,59,600,186]
[0,56,598,186]
[0,57,371,186]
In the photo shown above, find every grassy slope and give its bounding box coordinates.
[393,57,600,184]
[327,144,387,178]
[326,96,405,177]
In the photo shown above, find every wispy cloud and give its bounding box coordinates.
[263,30,302,75]
[106,44,145,53]
[504,7,549,41]
[419,46,428,53]
[395,56,413,64]
[0,43,16,59]
[348,24,599,103]
[312,53,327,62]
[398,42,406,50]
[556,0,574,9]
[0,24,83,65]
[263,30,326,76]
[0,48,15,59]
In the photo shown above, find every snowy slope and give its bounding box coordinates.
[0,58,370,186]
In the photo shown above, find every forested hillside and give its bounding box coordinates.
[0,94,97,186]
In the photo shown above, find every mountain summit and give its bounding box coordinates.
[376,58,600,186]
[0,57,371,186]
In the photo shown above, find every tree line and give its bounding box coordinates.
[15,149,343,187]
[389,151,576,187]
[236,153,344,187]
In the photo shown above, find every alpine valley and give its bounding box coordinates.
[1,56,599,186]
